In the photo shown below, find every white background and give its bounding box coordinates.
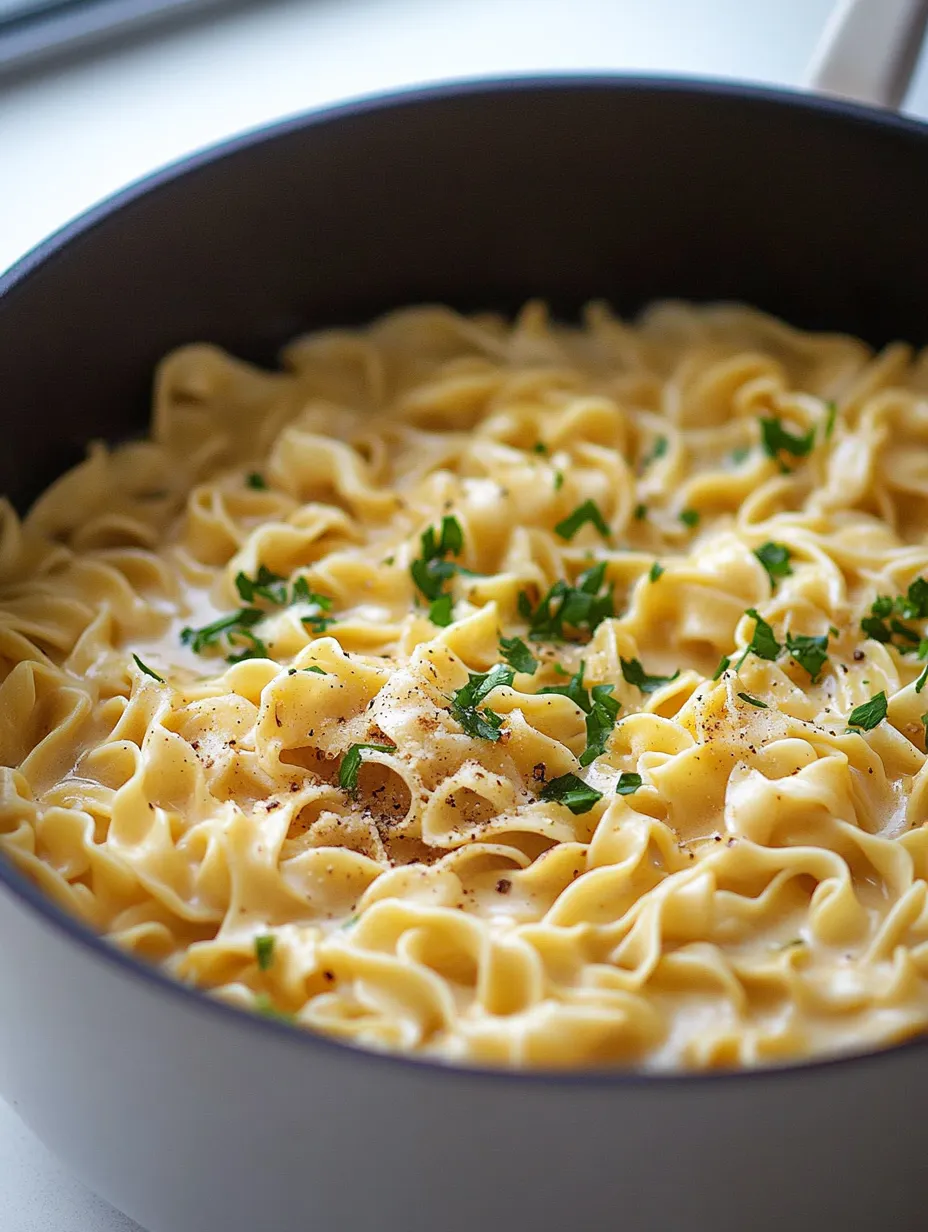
[1,1,927,1228]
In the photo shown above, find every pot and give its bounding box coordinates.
[2,3,928,1229]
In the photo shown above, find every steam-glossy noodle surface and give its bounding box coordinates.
[5,301,928,1070]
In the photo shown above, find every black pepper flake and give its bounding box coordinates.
[532,762,547,782]
[854,649,865,661]
[496,878,512,894]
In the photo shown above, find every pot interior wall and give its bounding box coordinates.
[1,80,927,508]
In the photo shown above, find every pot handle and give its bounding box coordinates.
[805,0,928,109]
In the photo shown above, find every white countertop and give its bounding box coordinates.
[2,1,927,1228]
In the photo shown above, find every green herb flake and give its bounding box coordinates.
[641,435,668,469]
[754,541,793,588]
[180,607,264,657]
[303,665,327,675]
[338,742,397,792]
[538,661,589,709]
[915,663,928,693]
[532,441,548,455]
[428,594,454,627]
[785,632,829,682]
[737,691,768,709]
[554,470,565,491]
[616,771,643,795]
[824,401,838,441]
[579,685,621,766]
[620,657,680,695]
[517,562,614,643]
[254,934,275,971]
[225,629,269,663]
[291,576,335,634]
[741,608,782,663]
[539,773,603,815]
[730,446,750,465]
[712,655,731,681]
[649,561,664,583]
[847,691,887,731]
[759,416,816,463]
[132,653,164,683]
[899,577,928,619]
[859,580,928,651]
[679,508,700,529]
[633,502,648,521]
[236,564,289,606]
[246,471,268,490]
[410,515,465,602]
[554,499,611,543]
[499,636,538,675]
[450,665,514,742]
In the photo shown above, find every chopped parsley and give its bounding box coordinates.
[759,416,816,466]
[740,609,781,663]
[517,561,614,642]
[499,635,538,675]
[847,691,887,731]
[633,502,648,521]
[754,541,793,588]
[860,580,928,650]
[292,578,334,633]
[679,508,700,529]
[922,712,928,742]
[236,565,289,606]
[539,662,590,709]
[539,663,621,765]
[246,471,268,490]
[580,687,621,766]
[641,435,668,469]
[132,654,164,683]
[712,655,731,680]
[554,470,565,491]
[620,657,680,695]
[254,935,275,971]
[303,665,327,675]
[449,665,514,741]
[338,742,397,791]
[785,632,829,682]
[532,441,548,455]
[554,499,611,542]
[616,772,643,795]
[539,773,603,815]
[915,661,928,693]
[738,691,768,709]
[226,630,270,664]
[410,515,464,602]
[823,401,838,440]
[180,607,265,660]
[428,594,454,627]
[190,568,334,650]
[649,561,664,583]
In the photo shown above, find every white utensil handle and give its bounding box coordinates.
[806,0,928,108]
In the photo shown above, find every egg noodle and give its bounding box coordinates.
[4,300,928,1069]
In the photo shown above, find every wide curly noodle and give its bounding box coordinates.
[4,300,928,1069]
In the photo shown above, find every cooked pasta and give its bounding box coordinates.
[4,300,928,1070]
